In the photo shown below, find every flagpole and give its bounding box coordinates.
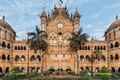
[57,0,63,8]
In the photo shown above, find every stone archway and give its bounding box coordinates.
[30,55,36,61]
[5,67,9,73]
[111,67,115,72]
[118,67,120,72]
[2,54,6,60]
[95,67,100,72]
[21,67,25,72]
[80,67,84,71]
[36,67,40,73]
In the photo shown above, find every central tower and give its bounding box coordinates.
[40,6,80,72]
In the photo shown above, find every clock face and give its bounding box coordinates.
[58,23,63,28]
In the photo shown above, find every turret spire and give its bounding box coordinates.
[115,15,119,20]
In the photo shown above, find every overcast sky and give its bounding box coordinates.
[0,0,120,40]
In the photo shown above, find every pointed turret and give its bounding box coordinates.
[40,10,47,31]
[74,9,80,18]
[40,10,47,18]
[73,9,80,32]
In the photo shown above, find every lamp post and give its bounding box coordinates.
[90,46,95,78]
[27,33,30,75]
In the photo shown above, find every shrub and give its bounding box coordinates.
[48,67,55,74]
[65,68,74,75]
[80,70,92,80]
[96,67,112,80]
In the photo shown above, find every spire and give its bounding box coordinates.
[74,8,80,18]
[55,0,64,8]
[2,16,5,21]
[115,15,119,20]
[40,10,47,18]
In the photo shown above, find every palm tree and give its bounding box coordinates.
[69,28,88,74]
[27,26,48,73]
[90,49,102,77]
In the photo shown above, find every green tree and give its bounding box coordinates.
[90,49,103,77]
[69,28,88,74]
[96,67,111,80]
[27,26,48,73]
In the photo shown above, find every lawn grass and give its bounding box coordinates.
[1,72,120,80]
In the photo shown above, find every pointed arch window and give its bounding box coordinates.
[115,54,119,60]
[115,42,119,47]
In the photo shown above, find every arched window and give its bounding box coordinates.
[95,67,99,72]
[111,67,115,72]
[2,54,6,60]
[18,46,20,50]
[86,66,89,71]
[80,67,84,71]
[110,43,113,48]
[24,46,26,50]
[5,67,9,73]
[21,55,26,61]
[7,43,10,49]
[94,46,97,50]
[15,55,20,61]
[115,54,119,60]
[79,46,81,50]
[7,55,10,61]
[103,46,106,50]
[101,55,106,61]
[110,55,114,61]
[95,56,100,61]
[100,46,103,50]
[37,55,41,61]
[88,46,90,50]
[115,42,119,47]
[21,46,23,50]
[30,55,36,61]
[84,46,87,50]
[2,42,6,48]
[14,46,17,50]
[98,46,100,50]
[118,67,120,72]
[31,67,35,72]
[86,55,90,61]
[37,67,40,73]
[21,67,25,72]
[80,55,84,61]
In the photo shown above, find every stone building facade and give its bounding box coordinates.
[0,6,120,74]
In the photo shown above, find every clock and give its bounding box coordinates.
[58,23,63,28]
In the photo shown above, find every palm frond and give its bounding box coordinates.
[69,27,89,52]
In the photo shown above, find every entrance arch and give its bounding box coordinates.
[118,67,120,72]
[5,67,9,73]
[111,67,115,72]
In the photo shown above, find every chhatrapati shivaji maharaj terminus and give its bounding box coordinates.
[0,5,120,74]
